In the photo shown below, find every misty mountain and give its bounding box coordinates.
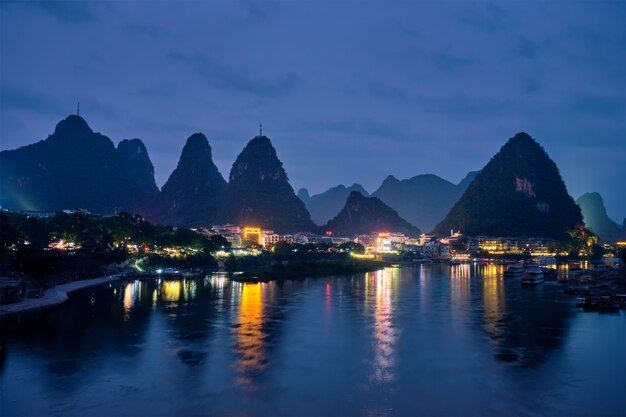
[371,171,477,233]
[0,115,151,214]
[154,133,227,227]
[300,183,370,225]
[576,192,624,243]
[219,135,315,232]
[325,191,421,237]
[297,188,311,204]
[434,132,582,239]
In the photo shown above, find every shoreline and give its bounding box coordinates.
[235,259,390,282]
[0,274,122,318]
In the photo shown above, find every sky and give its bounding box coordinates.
[1,1,625,221]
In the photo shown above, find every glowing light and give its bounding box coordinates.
[244,227,262,244]
[351,253,375,259]
[161,281,181,303]
[234,282,266,390]
[365,269,397,382]
[133,258,145,272]
[123,282,134,313]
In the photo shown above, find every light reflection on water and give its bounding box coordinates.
[233,282,267,390]
[366,269,398,383]
[1,265,624,417]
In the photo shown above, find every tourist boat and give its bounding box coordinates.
[522,267,544,285]
[540,267,558,279]
[504,264,524,277]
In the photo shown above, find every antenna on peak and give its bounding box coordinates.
[77,101,80,116]
[259,123,263,137]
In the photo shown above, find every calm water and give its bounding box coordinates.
[1,264,625,417]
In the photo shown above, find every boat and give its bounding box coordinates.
[575,296,621,312]
[504,264,524,277]
[449,260,461,266]
[540,267,558,279]
[522,267,544,285]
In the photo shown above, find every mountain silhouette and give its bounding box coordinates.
[372,172,477,233]
[117,138,160,212]
[154,133,227,227]
[434,132,582,239]
[0,115,149,214]
[300,183,370,225]
[219,135,315,232]
[576,192,624,243]
[325,191,421,237]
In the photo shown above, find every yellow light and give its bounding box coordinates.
[162,281,181,302]
[352,253,375,259]
[244,227,262,244]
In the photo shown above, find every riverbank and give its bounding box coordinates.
[0,274,122,318]
[234,259,389,282]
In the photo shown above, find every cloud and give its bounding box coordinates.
[292,119,413,142]
[124,23,167,38]
[244,0,268,21]
[521,77,543,94]
[430,48,474,71]
[367,82,408,101]
[565,93,626,117]
[514,35,541,61]
[1,0,107,23]
[458,3,507,33]
[424,94,513,118]
[0,87,61,114]
[167,52,302,99]
[394,20,421,40]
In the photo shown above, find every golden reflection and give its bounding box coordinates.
[161,280,181,303]
[233,282,266,390]
[450,264,471,307]
[482,264,505,338]
[365,268,398,382]
[123,282,134,313]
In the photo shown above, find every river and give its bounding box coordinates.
[1,264,624,416]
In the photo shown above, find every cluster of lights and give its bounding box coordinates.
[49,239,78,251]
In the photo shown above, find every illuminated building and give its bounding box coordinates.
[261,233,294,246]
[243,227,262,244]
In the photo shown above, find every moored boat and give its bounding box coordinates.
[522,267,544,285]
[504,263,524,277]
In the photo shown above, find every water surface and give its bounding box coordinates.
[1,264,624,416]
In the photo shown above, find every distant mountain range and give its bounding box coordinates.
[371,172,477,233]
[325,191,421,237]
[298,174,476,232]
[1,116,607,240]
[576,192,625,243]
[434,132,583,239]
[298,183,370,225]
[0,115,315,232]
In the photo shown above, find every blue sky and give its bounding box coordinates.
[1,1,625,220]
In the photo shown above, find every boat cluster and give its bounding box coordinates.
[561,264,626,312]
[503,261,557,285]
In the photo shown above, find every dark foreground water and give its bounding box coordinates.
[1,264,625,417]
